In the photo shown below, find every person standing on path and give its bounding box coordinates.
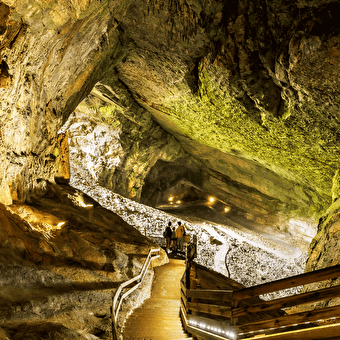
[171,227,177,251]
[176,221,185,252]
[164,221,172,252]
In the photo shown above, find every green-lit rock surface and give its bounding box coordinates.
[1,0,339,224]
[1,0,340,316]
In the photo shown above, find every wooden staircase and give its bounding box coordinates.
[180,263,340,340]
[123,258,193,340]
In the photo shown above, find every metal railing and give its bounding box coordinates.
[180,263,340,339]
[111,248,160,340]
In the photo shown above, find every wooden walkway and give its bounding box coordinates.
[123,258,193,340]
[181,263,340,340]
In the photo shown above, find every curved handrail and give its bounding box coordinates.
[111,248,160,339]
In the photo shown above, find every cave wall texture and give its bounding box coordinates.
[1,0,340,268]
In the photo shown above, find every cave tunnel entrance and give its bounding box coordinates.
[141,159,247,227]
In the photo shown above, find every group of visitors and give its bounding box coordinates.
[163,221,186,253]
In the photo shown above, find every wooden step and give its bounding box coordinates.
[123,259,190,340]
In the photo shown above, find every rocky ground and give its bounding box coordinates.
[66,108,314,300]
[0,182,167,340]
[70,167,309,301]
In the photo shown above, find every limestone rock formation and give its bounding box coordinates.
[0,182,166,339]
[1,0,340,224]
[306,170,340,273]
[0,0,340,335]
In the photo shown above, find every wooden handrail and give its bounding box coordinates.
[233,264,340,301]
[240,305,340,333]
[233,284,340,318]
[180,264,340,340]
[180,271,237,340]
[187,301,232,318]
[186,289,233,302]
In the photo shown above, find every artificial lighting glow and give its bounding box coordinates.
[187,317,237,340]
[224,206,230,213]
[168,196,174,202]
[208,196,215,203]
[69,193,93,208]
[56,222,66,228]
[176,200,182,204]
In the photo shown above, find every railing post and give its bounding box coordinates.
[231,292,239,326]
[111,297,119,340]
[110,248,160,340]
[185,247,191,290]
[185,234,197,290]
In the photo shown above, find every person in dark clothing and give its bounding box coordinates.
[171,227,177,251]
[164,221,172,252]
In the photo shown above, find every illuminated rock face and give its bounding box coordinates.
[1,0,339,222]
[0,0,125,203]
[0,0,340,282]
[0,182,167,339]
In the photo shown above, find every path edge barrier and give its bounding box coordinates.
[180,263,340,339]
[111,248,160,340]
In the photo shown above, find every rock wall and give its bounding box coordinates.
[55,132,70,184]
[0,0,340,322]
[113,0,340,221]
[63,81,186,202]
[0,0,127,203]
[306,171,340,272]
[1,0,339,222]
[0,182,167,339]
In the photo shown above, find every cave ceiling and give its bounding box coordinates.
[1,0,340,227]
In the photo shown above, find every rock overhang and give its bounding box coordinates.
[2,2,340,337]
[0,0,339,228]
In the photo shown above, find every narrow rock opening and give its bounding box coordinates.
[0,3,10,35]
[0,60,10,88]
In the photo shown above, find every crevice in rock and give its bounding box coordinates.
[308,2,340,39]
[0,3,10,36]
[0,60,10,88]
